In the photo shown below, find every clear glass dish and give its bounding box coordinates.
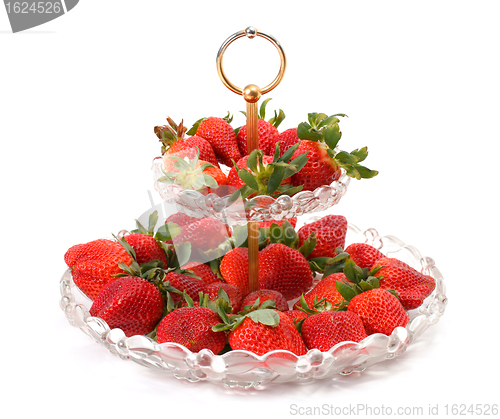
[60,222,447,388]
[151,157,351,225]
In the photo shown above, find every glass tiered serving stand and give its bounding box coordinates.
[60,27,447,388]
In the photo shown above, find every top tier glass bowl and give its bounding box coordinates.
[60,221,447,388]
[152,157,351,225]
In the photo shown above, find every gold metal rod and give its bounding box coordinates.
[215,28,287,295]
[247,221,260,292]
[246,99,259,151]
[246,95,260,292]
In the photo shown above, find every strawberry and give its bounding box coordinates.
[155,117,219,168]
[204,282,244,313]
[259,243,314,300]
[89,276,163,337]
[282,309,308,325]
[124,211,169,266]
[202,165,228,194]
[271,128,301,157]
[182,261,221,285]
[165,212,198,227]
[258,217,297,229]
[241,290,289,312]
[162,271,206,304]
[301,311,368,351]
[335,259,409,335]
[159,149,227,196]
[347,288,409,335]
[371,258,436,310]
[220,243,313,300]
[221,221,316,299]
[169,216,230,259]
[236,98,285,156]
[290,140,342,191]
[219,247,249,293]
[64,238,134,300]
[156,306,227,353]
[290,113,378,191]
[226,309,307,356]
[124,233,167,266]
[227,144,308,200]
[298,214,348,259]
[344,243,385,270]
[188,114,241,167]
[295,272,348,311]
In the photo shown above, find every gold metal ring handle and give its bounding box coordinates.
[216,27,287,96]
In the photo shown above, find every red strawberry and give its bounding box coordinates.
[241,290,289,312]
[347,288,409,335]
[237,119,278,156]
[282,309,308,325]
[156,306,227,354]
[219,247,249,293]
[228,310,307,356]
[259,243,314,300]
[204,282,244,313]
[122,210,170,266]
[295,272,348,310]
[298,214,348,259]
[221,243,313,300]
[371,258,436,310]
[155,117,220,168]
[201,164,228,194]
[301,311,368,351]
[271,128,301,157]
[163,272,206,304]
[290,140,341,191]
[124,233,167,266]
[258,217,297,229]
[344,243,385,270]
[89,276,163,337]
[64,239,134,300]
[188,115,241,167]
[182,261,220,285]
[236,99,285,156]
[291,113,378,191]
[332,259,409,335]
[166,212,198,227]
[171,216,229,256]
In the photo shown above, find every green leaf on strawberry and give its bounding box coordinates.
[230,142,309,200]
[296,112,378,180]
[246,309,280,327]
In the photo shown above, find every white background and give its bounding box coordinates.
[1,0,499,417]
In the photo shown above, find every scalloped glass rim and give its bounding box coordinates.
[151,157,351,224]
[60,223,447,388]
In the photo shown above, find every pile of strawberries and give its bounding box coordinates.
[64,211,436,356]
[154,101,378,200]
[63,104,435,357]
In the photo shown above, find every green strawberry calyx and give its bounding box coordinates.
[335,259,400,306]
[158,148,219,192]
[257,220,320,272]
[126,210,183,268]
[297,112,378,180]
[230,142,309,201]
[212,298,280,333]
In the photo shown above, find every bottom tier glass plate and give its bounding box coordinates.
[59,223,447,388]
